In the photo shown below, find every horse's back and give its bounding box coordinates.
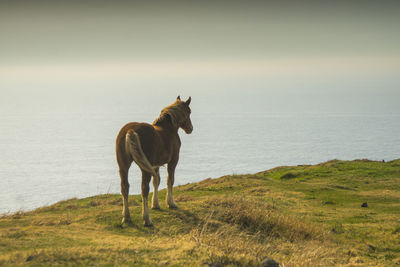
[117,122,154,138]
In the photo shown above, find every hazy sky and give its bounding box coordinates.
[1,0,399,109]
[2,1,400,61]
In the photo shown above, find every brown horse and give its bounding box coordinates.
[116,96,193,226]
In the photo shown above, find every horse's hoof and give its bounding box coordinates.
[144,221,153,227]
[122,217,133,225]
[168,204,178,209]
[151,206,161,210]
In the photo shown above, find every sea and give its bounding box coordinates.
[1,89,399,214]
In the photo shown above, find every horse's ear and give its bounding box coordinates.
[186,96,191,105]
[177,95,181,101]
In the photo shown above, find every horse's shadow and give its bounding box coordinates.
[115,206,200,236]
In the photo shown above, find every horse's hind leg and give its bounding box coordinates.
[152,168,160,210]
[120,168,132,224]
[141,171,153,226]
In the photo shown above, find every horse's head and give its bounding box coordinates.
[156,96,193,133]
[176,96,193,134]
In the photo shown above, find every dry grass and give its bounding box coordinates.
[190,196,338,266]
[1,159,399,266]
[206,196,326,242]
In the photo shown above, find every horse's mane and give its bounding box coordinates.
[153,101,188,128]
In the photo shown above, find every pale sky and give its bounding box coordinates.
[1,0,399,107]
[1,1,400,62]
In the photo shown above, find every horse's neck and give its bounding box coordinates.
[153,118,179,136]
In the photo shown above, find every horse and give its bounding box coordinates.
[115,96,193,226]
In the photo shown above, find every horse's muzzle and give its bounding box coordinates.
[184,126,193,134]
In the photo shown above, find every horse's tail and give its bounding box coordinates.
[125,130,157,177]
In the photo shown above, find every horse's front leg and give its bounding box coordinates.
[151,168,160,210]
[141,171,153,226]
[166,162,178,209]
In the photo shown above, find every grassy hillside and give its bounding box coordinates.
[1,159,400,266]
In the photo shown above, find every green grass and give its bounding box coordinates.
[1,159,399,266]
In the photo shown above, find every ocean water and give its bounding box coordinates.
[1,92,399,214]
